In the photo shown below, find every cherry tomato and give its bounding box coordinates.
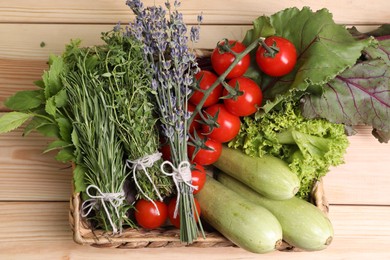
[135,199,168,229]
[188,138,222,165]
[223,77,263,117]
[190,70,222,108]
[168,197,201,229]
[160,143,171,161]
[187,103,202,133]
[211,40,250,79]
[191,163,206,194]
[256,36,297,77]
[202,104,241,143]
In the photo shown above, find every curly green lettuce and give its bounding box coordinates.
[229,100,349,200]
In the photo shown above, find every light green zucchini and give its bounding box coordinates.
[213,146,300,200]
[195,176,283,254]
[217,172,334,251]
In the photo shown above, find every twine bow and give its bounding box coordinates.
[160,160,197,218]
[81,184,125,234]
[126,152,163,215]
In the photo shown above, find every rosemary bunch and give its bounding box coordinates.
[63,52,134,233]
[126,0,204,243]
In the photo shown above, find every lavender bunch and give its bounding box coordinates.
[126,0,203,243]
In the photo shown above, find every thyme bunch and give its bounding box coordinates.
[99,30,173,201]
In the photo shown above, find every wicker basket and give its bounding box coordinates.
[68,49,330,250]
[69,177,329,250]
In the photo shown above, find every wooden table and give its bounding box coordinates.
[1,1,390,259]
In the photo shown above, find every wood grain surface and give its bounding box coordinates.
[0,0,389,259]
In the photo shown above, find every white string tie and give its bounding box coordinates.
[160,160,197,218]
[81,184,125,234]
[126,152,163,215]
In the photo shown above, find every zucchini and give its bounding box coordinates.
[217,172,334,251]
[195,176,283,253]
[213,146,300,200]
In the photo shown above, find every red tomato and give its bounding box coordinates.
[211,40,250,79]
[190,70,222,108]
[223,77,263,117]
[168,197,201,229]
[191,163,206,194]
[135,199,168,229]
[160,143,171,161]
[256,36,297,77]
[187,103,202,133]
[202,104,241,143]
[188,138,222,165]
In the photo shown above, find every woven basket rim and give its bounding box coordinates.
[69,176,329,249]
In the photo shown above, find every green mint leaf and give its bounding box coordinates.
[54,88,68,108]
[4,90,44,111]
[56,117,72,142]
[73,165,86,193]
[45,96,56,116]
[55,147,74,163]
[33,79,45,88]
[302,58,390,142]
[43,55,65,99]
[35,123,60,138]
[44,140,72,153]
[0,112,32,134]
[23,116,52,136]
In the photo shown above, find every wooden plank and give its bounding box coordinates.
[0,202,389,259]
[0,0,389,25]
[0,126,72,201]
[324,127,390,206]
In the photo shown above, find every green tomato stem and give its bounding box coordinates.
[188,38,262,124]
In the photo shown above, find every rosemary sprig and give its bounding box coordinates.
[63,63,134,232]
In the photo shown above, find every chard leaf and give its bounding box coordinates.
[364,36,390,65]
[301,58,390,142]
[247,7,376,112]
[4,90,44,111]
[0,112,32,134]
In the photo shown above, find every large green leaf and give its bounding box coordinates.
[0,112,32,134]
[302,59,390,142]
[244,7,376,112]
[4,90,44,111]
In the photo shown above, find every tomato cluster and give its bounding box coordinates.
[134,164,205,230]
[135,36,297,230]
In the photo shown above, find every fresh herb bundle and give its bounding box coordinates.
[126,0,204,243]
[64,67,133,232]
[99,30,173,201]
